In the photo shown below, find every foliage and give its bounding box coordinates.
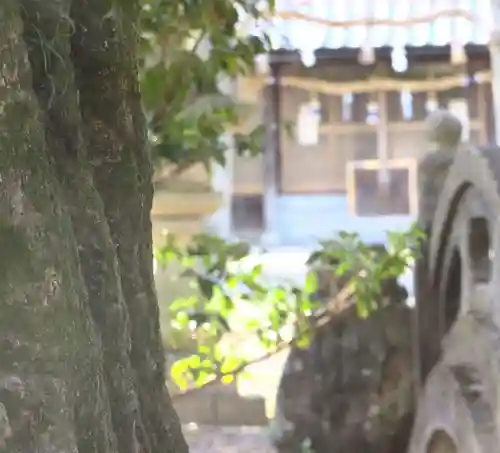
[155,223,425,392]
[138,0,272,172]
[307,223,425,318]
[156,233,321,389]
[137,0,427,396]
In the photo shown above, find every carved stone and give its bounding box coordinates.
[425,109,463,150]
[409,112,500,452]
[273,110,500,453]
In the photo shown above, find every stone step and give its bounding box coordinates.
[174,390,268,426]
[182,424,274,453]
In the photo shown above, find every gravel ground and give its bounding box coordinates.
[183,424,275,453]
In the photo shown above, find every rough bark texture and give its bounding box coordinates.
[0,0,188,452]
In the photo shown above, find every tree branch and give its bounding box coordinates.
[171,283,355,400]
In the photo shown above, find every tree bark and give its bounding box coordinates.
[0,0,188,452]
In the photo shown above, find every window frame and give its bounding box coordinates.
[346,158,418,217]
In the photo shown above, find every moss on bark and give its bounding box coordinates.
[19,0,149,451]
[0,2,116,452]
[0,0,187,452]
[69,1,188,451]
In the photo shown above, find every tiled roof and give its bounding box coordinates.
[257,0,492,51]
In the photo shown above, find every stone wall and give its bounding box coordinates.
[172,382,268,426]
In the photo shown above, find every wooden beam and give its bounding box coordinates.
[261,65,281,241]
[489,0,500,143]
[346,158,418,216]
[318,119,484,135]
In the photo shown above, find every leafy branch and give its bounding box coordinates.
[170,282,355,399]
[156,223,425,394]
[139,0,271,172]
[138,0,427,402]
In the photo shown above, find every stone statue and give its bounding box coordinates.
[414,110,463,382]
[418,109,463,227]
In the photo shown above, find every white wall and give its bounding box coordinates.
[275,193,414,246]
[209,190,414,246]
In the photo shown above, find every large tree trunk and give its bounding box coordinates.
[0,1,188,452]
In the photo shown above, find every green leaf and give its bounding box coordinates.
[169,296,198,314]
[356,300,371,319]
[335,261,350,276]
[187,310,231,333]
[304,272,318,294]
[221,374,234,385]
[197,276,215,299]
[170,359,191,389]
[220,355,244,374]
[141,64,168,109]
[305,250,325,266]
[295,332,312,350]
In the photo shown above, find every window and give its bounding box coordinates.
[346,159,417,217]
[231,194,264,233]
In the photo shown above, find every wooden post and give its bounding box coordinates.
[262,62,281,246]
[210,71,235,239]
[210,134,234,238]
[377,90,390,186]
[489,1,500,143]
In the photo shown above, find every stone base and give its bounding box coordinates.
[408,311,500,453]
